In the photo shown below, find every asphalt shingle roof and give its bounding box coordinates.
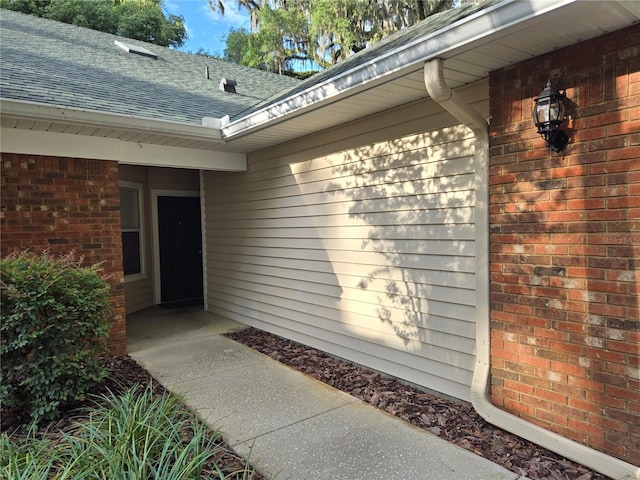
[0,8,300,125]
[1,2,497,126]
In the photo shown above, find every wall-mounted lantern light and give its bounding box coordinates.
[533,79,569,152]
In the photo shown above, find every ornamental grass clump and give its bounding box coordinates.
[0,249,111,424]
[63,384,220,479]
[0,429,59,480]
[0,384,257,479]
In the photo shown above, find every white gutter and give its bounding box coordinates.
[1,99,225,143]
[222,0,575,139]
[423,58,639,480]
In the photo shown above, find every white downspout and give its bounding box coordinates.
[423,58,639,480]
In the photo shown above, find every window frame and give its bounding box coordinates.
[119,181,146,283]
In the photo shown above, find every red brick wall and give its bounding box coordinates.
[1,153,126,355]
[489,25,640,465]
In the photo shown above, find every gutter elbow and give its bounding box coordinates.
[423,59,453,104]
[424,59,488,134]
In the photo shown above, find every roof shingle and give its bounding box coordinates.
[0,9,300,125]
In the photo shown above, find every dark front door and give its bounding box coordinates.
[157,195,203,306]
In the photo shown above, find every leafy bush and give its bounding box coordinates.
[1,250,111,424]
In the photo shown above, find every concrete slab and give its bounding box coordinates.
[233,400,518,480]
[130,335,265,383]
[127,306,244,353]
[132,335,359,446]
[127,309,522,480]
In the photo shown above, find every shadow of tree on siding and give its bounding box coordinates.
[321,124,478,369]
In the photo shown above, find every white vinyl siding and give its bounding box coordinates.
[204,89,486,401]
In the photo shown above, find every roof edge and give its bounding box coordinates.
[1,99,225,143]
[221,0,574,139]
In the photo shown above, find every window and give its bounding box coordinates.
[120,182,145,281]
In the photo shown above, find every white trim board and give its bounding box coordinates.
[1,128,247,172]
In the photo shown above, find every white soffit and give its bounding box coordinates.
[0,98,255,156]
[0,99,224,142]
[221,0,640,151]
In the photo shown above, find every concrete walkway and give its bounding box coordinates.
[128,307,524,480]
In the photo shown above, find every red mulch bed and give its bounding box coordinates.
[227,327,611,480]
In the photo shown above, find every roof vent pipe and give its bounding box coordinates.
[423,58,639,480]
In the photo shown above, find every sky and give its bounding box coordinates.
[164,0,251,56]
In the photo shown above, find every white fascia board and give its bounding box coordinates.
[1,128,247,172]
[1,99,225,142]
[221,0,575,139]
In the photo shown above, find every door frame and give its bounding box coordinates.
[151,189,203,305]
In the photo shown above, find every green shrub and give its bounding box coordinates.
[1,249,111,424]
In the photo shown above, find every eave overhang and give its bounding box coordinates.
[1,99,247,171]
[2,0,639,157]
[1,99,225,143]
[220,0,640,149]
